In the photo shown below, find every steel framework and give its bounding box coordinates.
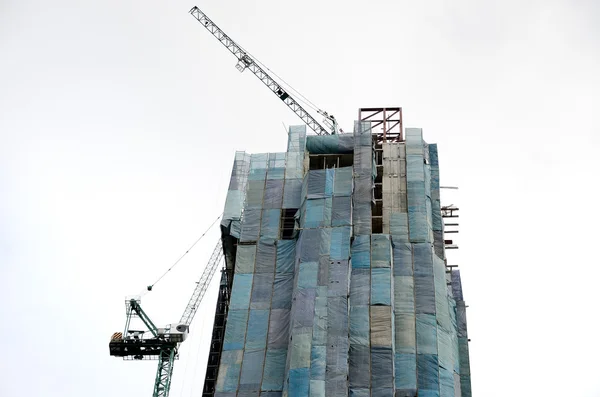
[359,107,403,142]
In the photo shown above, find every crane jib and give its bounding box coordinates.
[189,5,333,136]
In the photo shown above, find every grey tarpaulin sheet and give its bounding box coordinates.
[215,350,243,392]
[272,273,293,309]
[416,314,438,354]
[248,153,268,181]
[334,167,353,197]
[250,273,274,310]
[222,151,251,224]
[395,312,416,354]
[417,354,440,394]
[371,234,392,267]
[283,178,302,209]
[331,226,351,260]
[457,302,468,338]
[240,208,261,243]
[394,276,414,313]
[451,269,464,301]
[267,152,286,180]
[349,344,370,388]
[263,348,287,391]
[439,367,454,397]
[370,306,392,347]
[437,329,454,373]
[287,225,318,397]
[285,151,304,180]
[260,209,280,240]
[350,306,369,345]
[371,268,391,305]
[215,122,473,397]
[414,276,435,314]
[246,180,265,209]
[235,244,256,274]
[307,169,330,199]
[264,179,284,209]
[229,274,252,310]
[276,240,295,273]
[254,239,275,272]
[371,347,394,389]
[434,255,452,332]
[390,212,410,241]
[351,235,370,269]
[413,243,433,277]
[267,309,290,348]
[352,121,373,235]
[332,196,352,226]
[246,309,269,349]
[392,240,413,276]
[406,128,430,243]
[223,309,248,351]
[429,144,442,231]
[350,269,370,306]
[310,345,326,380]
[459,338,472,395]
[287,125,306,152]
[395,353,417,392]
[414,242,436,315]
[239,348,265,391]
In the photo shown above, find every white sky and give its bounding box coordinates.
[1,0,599,396]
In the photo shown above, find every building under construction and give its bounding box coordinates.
[203,108,472,397]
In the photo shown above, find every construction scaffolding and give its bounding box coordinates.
[210,111,472,397]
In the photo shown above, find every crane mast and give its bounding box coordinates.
[189,6,336,136]
[109,239,224,397]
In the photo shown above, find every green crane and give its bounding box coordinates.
[109,239,224,397]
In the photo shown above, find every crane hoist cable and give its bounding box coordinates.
[142,213,222,295]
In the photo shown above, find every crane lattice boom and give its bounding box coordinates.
[180,239,223,326]
[189,6,333,136]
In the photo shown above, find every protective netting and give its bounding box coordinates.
[215,124,471,397]
[221,151,252,240]
[285,161,354,397]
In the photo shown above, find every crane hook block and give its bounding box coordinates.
[147,286,153,291]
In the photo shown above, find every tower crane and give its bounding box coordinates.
[109,239,224,397]
[189,6,340,135]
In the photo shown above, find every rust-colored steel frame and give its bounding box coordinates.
[359,107,403,142]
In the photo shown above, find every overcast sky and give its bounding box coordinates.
[1,0,599,396]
